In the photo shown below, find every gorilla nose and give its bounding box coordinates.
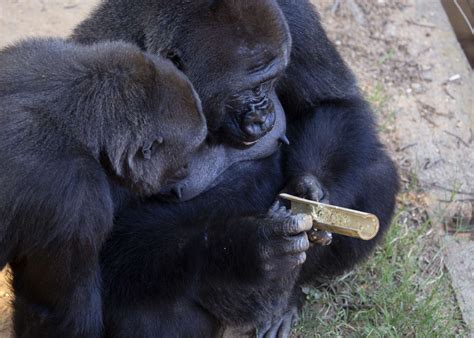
[241,104,276,143]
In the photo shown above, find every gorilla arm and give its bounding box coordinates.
[101,194,312,330]
[276,0,399,280]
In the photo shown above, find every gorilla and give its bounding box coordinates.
[74,0,399,336]
[0,38,208,337]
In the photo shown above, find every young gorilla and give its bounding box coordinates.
[71,0,400,337]
[0,38,207,337]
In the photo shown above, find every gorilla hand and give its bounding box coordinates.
[258,203,312,278]
[256,177,330,338]
[194,203,312,328]
[282,174,329,203]
[281,174,333,246]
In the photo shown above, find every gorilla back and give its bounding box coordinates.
[0,38,206,337]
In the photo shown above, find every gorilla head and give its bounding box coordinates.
[0,39,207,197]
[141,0,292,146]
[96,50,208,196]
[87,47,208,197]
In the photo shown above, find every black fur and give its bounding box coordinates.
[72,0,400,336]
[0,38,207,337]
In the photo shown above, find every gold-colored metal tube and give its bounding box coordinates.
[279,193,379,240]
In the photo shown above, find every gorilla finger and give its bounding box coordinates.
[263,321,281,338]
[258,308,299,338]
[277,234,310,255]
[262,235,309,263]
[281,252,306,268]
[289,174,326,201]
[269,201,282,213]
[278,214,312,235]
[308,187,329,203]
[268,201,290,218]
[277,312,298,338]
[256,321,272,338]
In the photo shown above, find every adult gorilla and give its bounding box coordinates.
[71,0,399,336]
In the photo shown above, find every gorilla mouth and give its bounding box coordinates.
[242,139,260,146]
[240,106,276,144]
[225,110,276,148]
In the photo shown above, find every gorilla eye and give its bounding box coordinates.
[142,143,153,160]
[164,49,185,71]
[253,85,263,96]
[141,137,164,160]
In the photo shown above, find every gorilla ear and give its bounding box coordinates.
[162,49,185,72]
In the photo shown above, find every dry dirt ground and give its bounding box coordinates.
[0,0,472,337]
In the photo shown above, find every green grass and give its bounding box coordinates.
[366,83,389,114]
[290,78,469,337]
[292,201,467,337]
[379,48,397,65]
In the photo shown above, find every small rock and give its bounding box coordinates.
[448,74,461,82]
[411,83,423,93]
[384,23,397,37]
[421,71,433,81]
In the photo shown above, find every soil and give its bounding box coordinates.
[0,0,472,336]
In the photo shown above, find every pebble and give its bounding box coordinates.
[448,74,461,82]
[384,23,397,37]
[421,71,433,81]
[411,83,423,93]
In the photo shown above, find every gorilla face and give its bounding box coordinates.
[221,57,286,146]
[152,0,291,147]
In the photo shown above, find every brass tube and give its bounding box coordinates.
[279,193,379,241]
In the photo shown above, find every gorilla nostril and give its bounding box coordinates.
[240,107,276,141]
[244,110,267,125]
